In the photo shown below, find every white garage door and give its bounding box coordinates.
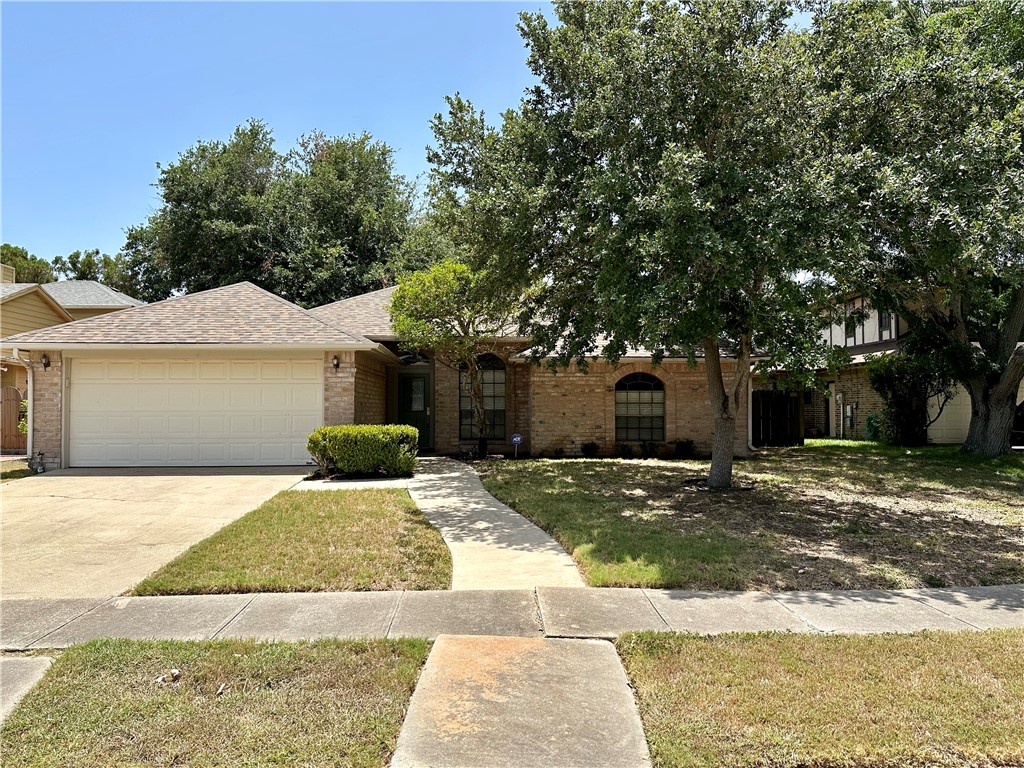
[68,357,323,467]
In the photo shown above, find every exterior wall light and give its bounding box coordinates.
[331,355,340,369]
[41,354,50,370]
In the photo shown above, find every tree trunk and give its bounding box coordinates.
[703,335,751,489]
[962,378,1018,457]
[470,364,489,459]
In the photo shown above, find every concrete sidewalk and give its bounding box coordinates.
[3,584,1020,650]
[408,458,586,590]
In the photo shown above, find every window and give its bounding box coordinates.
[459,353,506,440]
[615,373,665,442]
[844,302,857,345]
[879,311,892,334]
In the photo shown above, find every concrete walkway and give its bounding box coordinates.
[407,458,585,590]
[0,656,52,721]
[3,584,1021,650]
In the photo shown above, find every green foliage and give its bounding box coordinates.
[51,248,146,299]
[674,440,696,460]
[580,441,600,458]
[307,425,418,477]
[864,413,881,442]
[0,244,54,283]
[865,353,957,446]
[17,400,27,435]
[428,0,838,487]
[813,0,1024,454]
[127,121,416,307]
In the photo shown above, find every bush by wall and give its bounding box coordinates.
[307,425,419,477]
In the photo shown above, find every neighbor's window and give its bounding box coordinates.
[879,311,892,334]
[615,372,665,442]
[459,353,506,440]
[845,302,857,345]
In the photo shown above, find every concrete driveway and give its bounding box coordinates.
[1,467,307,599]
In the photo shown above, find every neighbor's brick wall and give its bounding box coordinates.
[832,364,885,440]
[529,359,750,457]
[353,351,387,425]
[323,350,356,425]
[31,351,62,468]
[804,389,828,438]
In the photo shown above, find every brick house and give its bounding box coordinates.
[2,281,750,468]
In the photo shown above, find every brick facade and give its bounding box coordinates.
[831,364,886,440]
[29,350,62,468]
[353,351,386,425]
[323,350,356,426]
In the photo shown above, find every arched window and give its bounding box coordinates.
[615,372,665,442]
[460,353,506,440]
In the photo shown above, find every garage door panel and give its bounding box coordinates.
[70,357,322,467]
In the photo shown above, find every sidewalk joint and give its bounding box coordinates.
[211,594,258,639]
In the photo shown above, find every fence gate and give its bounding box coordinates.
[1,386,27,453]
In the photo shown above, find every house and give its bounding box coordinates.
[754,298,1024,446]
[2,281,750,468]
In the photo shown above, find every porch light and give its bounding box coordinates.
[331,355,340,369]
[41,354,50,370]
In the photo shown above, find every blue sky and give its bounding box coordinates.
[1,2,549,261]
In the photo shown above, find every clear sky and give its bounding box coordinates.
[1,1,550,262]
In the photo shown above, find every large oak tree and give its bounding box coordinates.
[429,0,835,487]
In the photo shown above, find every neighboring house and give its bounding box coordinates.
[41,280,145,320]
[1,264,15,283]
[1,283,75,392]
[2,281,750,468]
[755,298,1024,446]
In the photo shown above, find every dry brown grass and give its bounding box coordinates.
[619,629,1024,768]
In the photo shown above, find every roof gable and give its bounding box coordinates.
[0,285,76,339]
[41,280,145,309]
[2,282,369,348]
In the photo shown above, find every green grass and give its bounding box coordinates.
[0,638,429,768]
[0,458,31,483]
[480,443,1024,590]
[132,489,451,595]
[618,629,1024,768]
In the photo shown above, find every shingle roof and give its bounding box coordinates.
[0,283,41,301]
[309,286,398,339]
[3,282,370,347]
[41,280,144,308]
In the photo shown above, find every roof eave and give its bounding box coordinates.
[1,341,374,351]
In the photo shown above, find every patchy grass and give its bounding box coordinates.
[480,443,1024,590]
[618,629,1024,768]
[0,638,429,768]
[0,459,31,483]
[133,489,451,595]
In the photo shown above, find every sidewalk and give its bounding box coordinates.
[3,584,1020,650]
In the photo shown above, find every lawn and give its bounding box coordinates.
[133,489,451,595]
[618,629,1024,768]
[479,441,1024,590]
[0,638,429,768]
[0,458,31,483]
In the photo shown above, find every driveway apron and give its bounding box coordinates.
[1,467,306,599]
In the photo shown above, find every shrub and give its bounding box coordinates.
[640,441,660,459]
[307,425,418,477]
[865,413,881,441]
[18,399,27,435]
[580,441,600,457]
[615,442,635,459]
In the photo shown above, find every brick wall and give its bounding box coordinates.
[832,364,885,440]
[353,351,386,425]
[528,358,750,457]
[30,351,62,468]
[323,350,356,425]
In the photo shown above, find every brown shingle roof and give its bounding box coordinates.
[2,282,369,347]
[309,286,398,339]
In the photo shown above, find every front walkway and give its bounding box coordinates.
[407,458,585,590]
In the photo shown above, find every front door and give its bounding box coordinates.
[397,373,432,449]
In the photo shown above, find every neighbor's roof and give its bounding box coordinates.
[0,283,42,302]
[2,282,371,348]
[309,285,398,339]
[41,280,145,309]
[0,283,76,322]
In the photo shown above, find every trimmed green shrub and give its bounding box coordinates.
[580,441,600,457]
[307,425,418,477]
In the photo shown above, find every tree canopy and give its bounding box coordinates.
[0,244,54,284]
[127,120,427,308]
[428,0,837,486]
[813,0,1024,455]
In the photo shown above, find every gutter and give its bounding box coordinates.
[0,342,375,351]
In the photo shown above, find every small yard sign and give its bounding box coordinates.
[511,433,522,458]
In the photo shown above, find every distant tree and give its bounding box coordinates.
[813,0,1024,455]
[129,120,416,307]
[0,244,54,284]
[389,258,519,459]
[865,352,957,446]
[51,248,150,301]
[428,0,836,487]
